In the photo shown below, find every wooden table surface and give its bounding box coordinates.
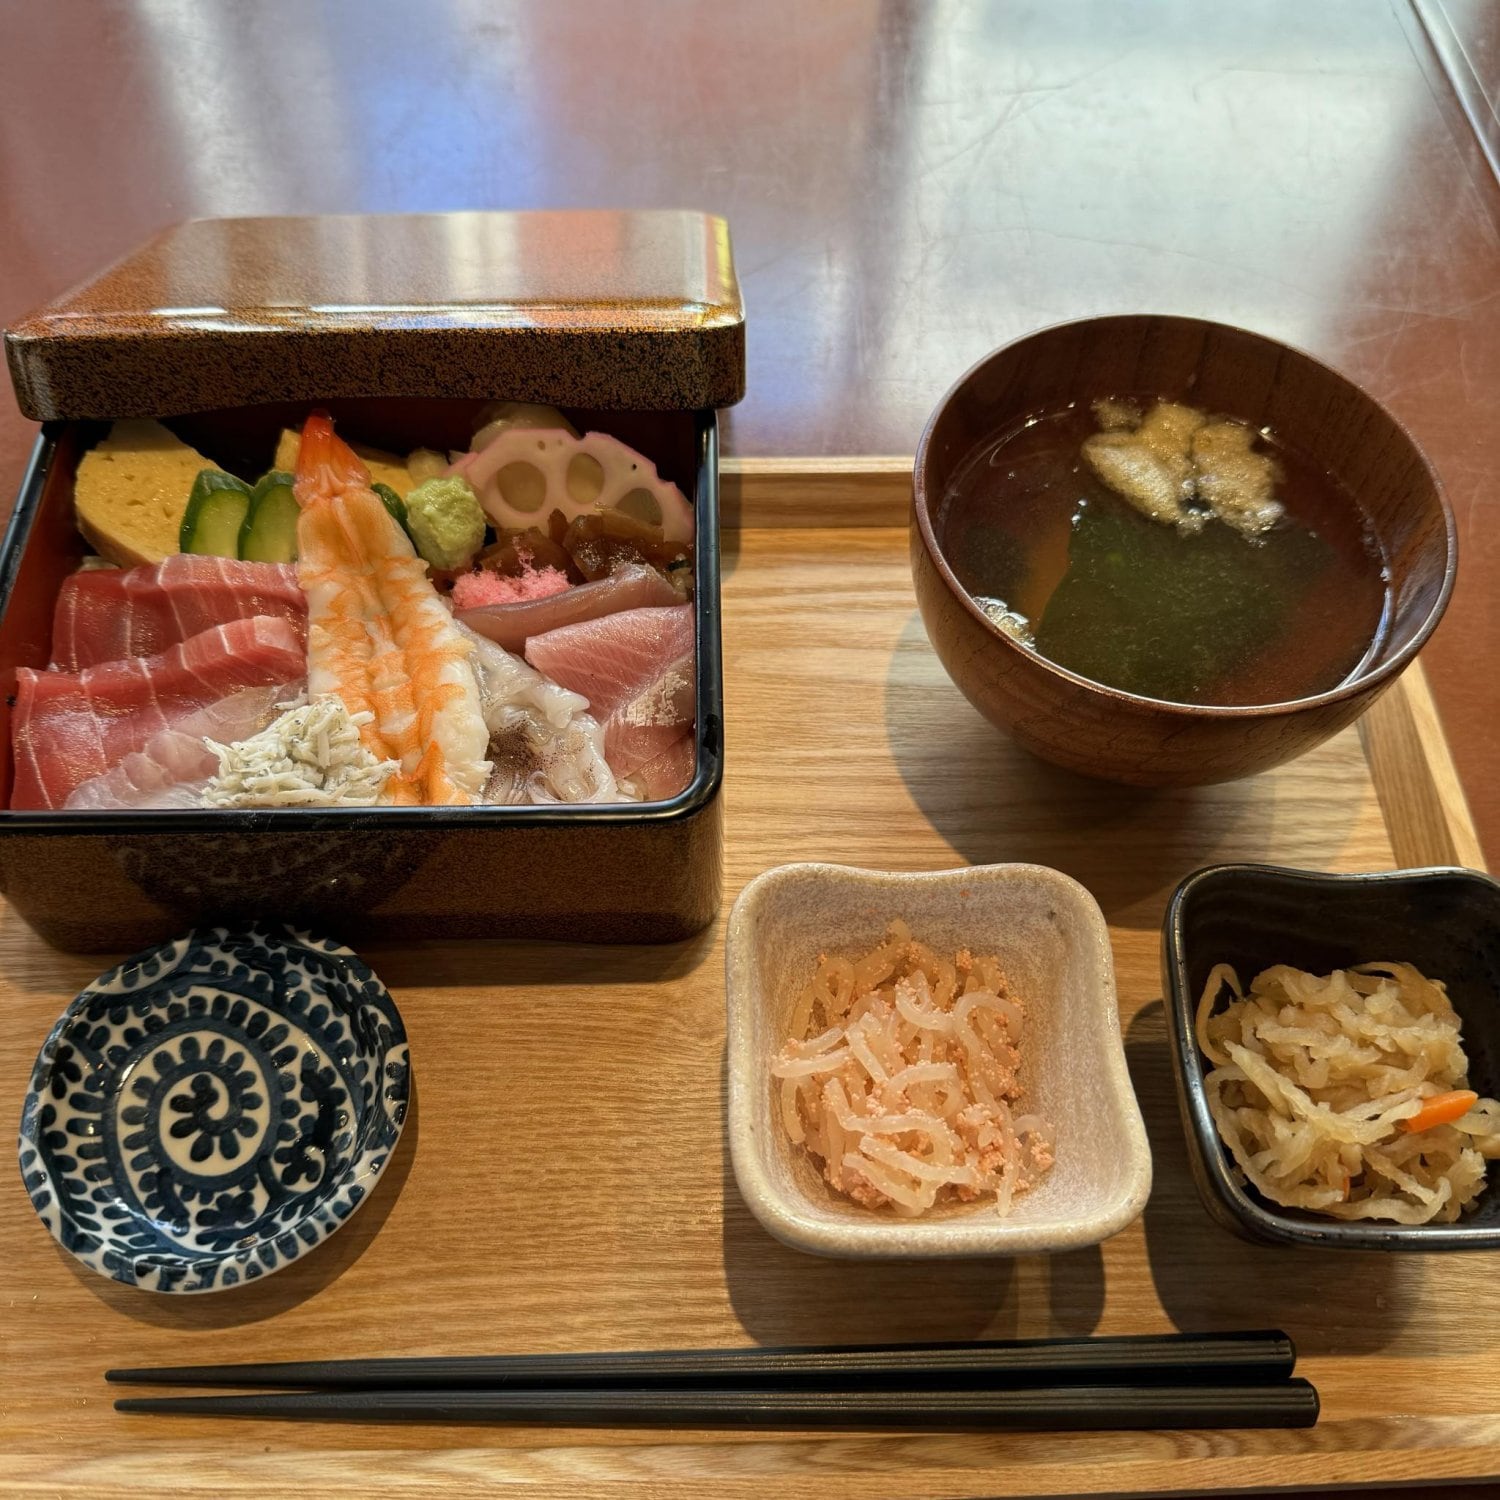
[1,509,1497,1498]
[2,4,1500,1496]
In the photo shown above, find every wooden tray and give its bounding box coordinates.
[0,463,1492,1499]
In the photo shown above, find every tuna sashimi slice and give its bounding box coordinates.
[11,616,308,810]
[523,603,694,722]
[51,555,305,671]
[603,650,695,777]
[627,733,696,801]
[64,683,303,810]
[457,564,681,654]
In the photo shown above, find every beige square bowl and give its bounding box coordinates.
[725,862,1152,1257]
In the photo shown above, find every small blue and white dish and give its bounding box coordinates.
[17,925,409,1294]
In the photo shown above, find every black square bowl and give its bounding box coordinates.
[1162,863,1500,1251]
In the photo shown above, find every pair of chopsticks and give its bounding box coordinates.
[109,1331,1318,1430]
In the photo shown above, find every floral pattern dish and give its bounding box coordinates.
[17,925,409,1294]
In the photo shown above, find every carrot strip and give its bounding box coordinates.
[1400,1090,1478,1133]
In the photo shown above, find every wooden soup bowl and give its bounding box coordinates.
[910,315,1456,787]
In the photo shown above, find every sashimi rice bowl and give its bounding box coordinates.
[12,403,701,814]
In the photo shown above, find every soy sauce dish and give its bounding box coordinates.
[17,926,409,1293]
[911,315,1456,787]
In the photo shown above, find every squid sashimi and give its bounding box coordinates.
[294,413,490,805]
[461,626,623,805]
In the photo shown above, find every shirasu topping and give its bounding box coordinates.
[201,696,400,808]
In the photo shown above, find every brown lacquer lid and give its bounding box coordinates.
[5,211,745,419]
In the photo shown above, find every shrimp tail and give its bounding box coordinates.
[295,411,371,507]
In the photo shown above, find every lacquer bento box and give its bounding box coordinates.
[0,211,744,951]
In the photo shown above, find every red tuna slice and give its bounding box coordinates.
[11,616,308,810]
[523,603,694,722]
[604,651,695,778]
[628,733,696,800]
[457,564,681,654]
[52,556,306,671]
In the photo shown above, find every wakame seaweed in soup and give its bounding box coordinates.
[937,401,1389,707]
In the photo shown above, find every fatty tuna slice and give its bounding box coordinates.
[51,555,305,671]
[523,603,694,723]
[603,650,695,778]
[11,616,308,810]
[626,732,697,801]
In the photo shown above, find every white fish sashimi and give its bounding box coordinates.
[458,625,626,805]
[64,683,303,810]
[64,735,214,810]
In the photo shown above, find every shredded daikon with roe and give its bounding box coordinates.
[771,921,1054,1217]
[1197,962,1500,1224]
[201,696,400,808]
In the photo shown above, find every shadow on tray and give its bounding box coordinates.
[1128,1001,1411,1354]
[61,1072,422,1330]
[883,612,1372,929]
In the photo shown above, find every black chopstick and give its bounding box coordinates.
[113,1380,1319,1429]
[106,1330,1296,1391]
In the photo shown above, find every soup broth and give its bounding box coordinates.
[938,401,1389,706]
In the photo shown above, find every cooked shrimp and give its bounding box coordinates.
[294,413,490,805]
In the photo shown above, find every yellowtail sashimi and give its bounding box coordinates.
[294,413,490,805]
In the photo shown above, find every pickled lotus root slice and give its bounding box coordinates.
[461,430,695,543]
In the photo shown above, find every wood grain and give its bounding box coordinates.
[0,520,1494,1498]
[1361,659,1488,873]
[721,455,911,528]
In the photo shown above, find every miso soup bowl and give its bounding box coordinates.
[911,315,1457,787]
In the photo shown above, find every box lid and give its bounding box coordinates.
[5,210,745,420]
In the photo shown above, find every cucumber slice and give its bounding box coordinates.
[371,482,408,529]
[239,470,300,563]
[179,470,253,557]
